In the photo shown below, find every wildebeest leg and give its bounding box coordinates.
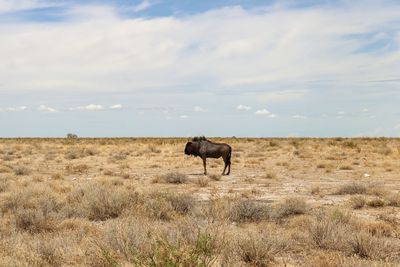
[226,152,231,175]
[222,162,227,175]
[226,162,231,175]
[202,157,207,175]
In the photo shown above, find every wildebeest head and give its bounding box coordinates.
[184,138,202,156]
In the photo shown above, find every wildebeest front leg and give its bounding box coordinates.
[202,157,207,175]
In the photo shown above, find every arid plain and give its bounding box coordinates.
[0,138,399,266]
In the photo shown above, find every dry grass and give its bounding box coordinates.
[0,137,399,266]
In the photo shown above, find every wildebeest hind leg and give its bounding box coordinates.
[222,162,227,175]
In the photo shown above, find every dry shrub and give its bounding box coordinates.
[269,141,279,147]
[208,174,221,181]
[339,165,353,170]
[119,172,130,179]
[264,172,276,179]
[353,221,395,238]
[84,147,99,156]
[147,145,162,153]
[342,141,358,149]
[141,192,195,220]
[65,164,89,174]
[376,146,392,156]
[234,229,289,267]
[167,193,195,215]
[350,231,400,261]
[2,154,14,161]
[51,173,63,180]
[161,172,188,184]
[316,163,327,169]
[67,184,137,221]
[274,198,308,219]
[367,185,389,197]
[308,215,351,252]
[141,195,175,221]
[385,193,400,207]
[196,176,209,187]
[14,166,31,176]
[229,199,271,223]
[335,183,367,195]
[65,146,98,159]
[98,218,219,267]
[367,198,385,207]
[0,176,9,192]
[350,196,366,209]
[44,151,57,161]
[15,208,56,233]
[306,253,396,267]
[311,186,321,195]
[0,165,12,173]
[34,238,64,267]
[112,151,129,160]
[5,188,63,233]
[65,148,83,160]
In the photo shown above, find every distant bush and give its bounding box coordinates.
[66,133,78,139]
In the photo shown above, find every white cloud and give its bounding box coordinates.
[337,111,346,115]
[255,109,270,115]
[193,106,207,112]
[38,105,57,113]
[255,109,277,118]
[1,106,28,112]
[132,0,152,12]
[70,104,104,111]
[292,115,307,119]
[1,3,400,94]
[179,115,189,119]
[362,108,369,112]
[236,104,252,111]
[109,104,123,110]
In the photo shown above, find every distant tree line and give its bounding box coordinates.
[66,133,78,139]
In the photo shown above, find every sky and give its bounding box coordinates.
[0,0,400,137]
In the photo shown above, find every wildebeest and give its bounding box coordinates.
[184,136,232,175]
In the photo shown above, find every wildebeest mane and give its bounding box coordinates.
[192,136,207,142]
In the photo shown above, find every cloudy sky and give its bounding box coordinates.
[0,0,399,137]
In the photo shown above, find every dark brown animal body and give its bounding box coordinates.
[184,137,232,175]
